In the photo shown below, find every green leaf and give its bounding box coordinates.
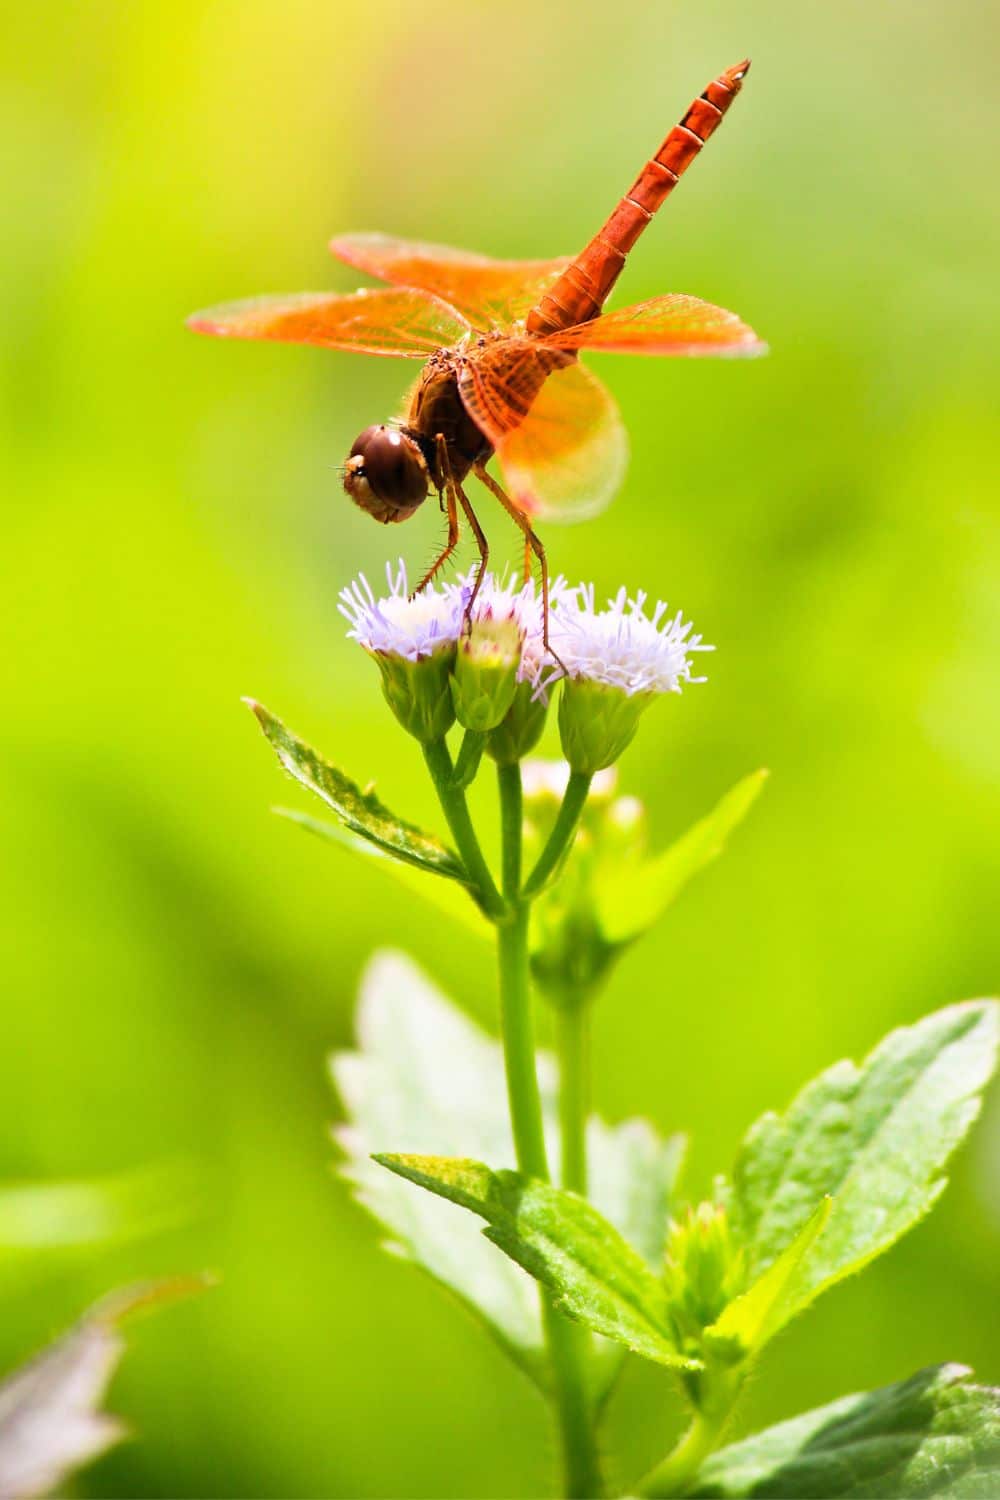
[333,952,684,1389]
[0,1277,207,1500]
[688,1364,1000,1498]
[705,1198,831,1361]
[598,771,767,944]
[247,700,467,882]
[377,1152,696,1371]
[730,1000,998,1316]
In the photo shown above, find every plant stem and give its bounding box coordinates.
[452,727,485,788]
[422,738,504,920]
[495,762,604,1499]
[556,1004,590,1196]
[496,902,550,1178]
[636,1413,722,1498]
[522,770,592,898]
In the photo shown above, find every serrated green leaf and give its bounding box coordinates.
[377,1151,697,1371]
[687,1364,1000,1498]
[705,1198,831,1360]
[597,771,766,945]
[0,1277,207,1500]
[247,700,467,882]
[332,952,683,1391]
[730,1000,998,1316]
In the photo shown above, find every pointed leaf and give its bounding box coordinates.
[333,952,683,1390]
[687,1364,1000,1498]
[0,1277,206,1500]
[247,701,466,881]
[376,1152,697,1370]
[705,1198,831,1361]
[598,771,767,944]
[730,1001,999,1317]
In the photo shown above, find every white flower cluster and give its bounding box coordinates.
[339,562,564,692]
[340,564,712,699]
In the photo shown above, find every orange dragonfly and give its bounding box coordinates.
[189,59,765,648]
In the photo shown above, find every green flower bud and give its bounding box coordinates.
[664,1203,746,1356]
[450,617,522,732]
[558,679,655,774]
[485,681,550,766]
[372,645,456,742]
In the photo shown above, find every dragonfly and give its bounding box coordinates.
[189,59,765,651]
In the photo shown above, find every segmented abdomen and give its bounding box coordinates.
[525,60,749,338]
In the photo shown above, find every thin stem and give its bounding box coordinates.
[636,1412,723,1498]
[422,738,504,920]
[495,762,603,1499]
[523,770,592,898]
[452,728,485,789]
[496,905,549,1178]
[556,1005,590,1196]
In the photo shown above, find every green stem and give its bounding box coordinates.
[452,728,485,789]
[556,1005,590,1196]
[637,1413,724,1498]
[422,738,504,920]
[495,763,603,1499]
[522,770,592,898]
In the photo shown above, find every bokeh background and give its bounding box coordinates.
[3,1,999,1494]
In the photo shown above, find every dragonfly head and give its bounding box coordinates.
[344,425,429,524]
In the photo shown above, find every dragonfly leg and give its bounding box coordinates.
[522,537,533,590]
[453,480,490,630]
[473,463,566,673]
[409,436,461,598]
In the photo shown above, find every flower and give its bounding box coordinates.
[548,584,714,773]
[339,560,464,662]
[444,570,568,766]
[338,561,463,741]
[548,584,713,697]
[451,615,523,732]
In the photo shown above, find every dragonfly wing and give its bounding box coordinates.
[331,232,571,328]
[459,341,627,523]
[187,286,470,358]
[545,293,766,356]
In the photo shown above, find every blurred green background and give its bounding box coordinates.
[2,1,999,1494]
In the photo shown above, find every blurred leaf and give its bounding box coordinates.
[247,701,467,881]
[0,1277,207,1500]
[376,1152,696,1370]
[687,1364,1000,1498]
[333,952,683,1390]
[598,771,767,945]
[705,1198,831,1361]
[275,807,488,938]
[0,1162,197,1260]
[729,1000,999,1318]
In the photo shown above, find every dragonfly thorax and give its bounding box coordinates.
[343,424,429,525]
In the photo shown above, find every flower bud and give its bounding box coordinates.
[374,645,456,742]
[664,1203,745,1357]
[450,617,522,732]
[558,679,654,774]
[485,681,550,766]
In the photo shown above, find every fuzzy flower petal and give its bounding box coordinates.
[546,583,713,697]
[338,561,464,661]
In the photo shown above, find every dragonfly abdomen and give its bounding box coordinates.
[525,60,749,337]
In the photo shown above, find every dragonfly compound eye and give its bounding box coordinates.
[343,425,428,524]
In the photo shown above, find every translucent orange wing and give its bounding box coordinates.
[459,341,627,522]
[187,286,470,358]
[330,233,571,329]
[544,293,766,357]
